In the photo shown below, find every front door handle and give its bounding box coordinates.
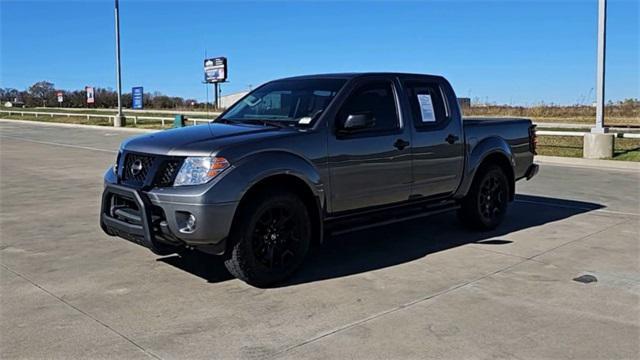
[394,139,410,150]
[445,134,459,144]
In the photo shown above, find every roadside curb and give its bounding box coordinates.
[0,118,155,133]
[536,155,640,171]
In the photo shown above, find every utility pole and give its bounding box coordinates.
[114,0,124,127]
[593,0,607,133]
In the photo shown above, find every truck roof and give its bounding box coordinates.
[278,72,446,81]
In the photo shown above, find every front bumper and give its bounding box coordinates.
[100,183,236,255]
[525,163,539,180]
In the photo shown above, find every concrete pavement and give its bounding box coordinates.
[1,121,638,359]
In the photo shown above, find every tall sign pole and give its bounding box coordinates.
[204,56,228,111]
[593,0,607,133]
[114,0,124,127]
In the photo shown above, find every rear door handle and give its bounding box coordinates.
[445,134,459,144]
[394,139,410,150]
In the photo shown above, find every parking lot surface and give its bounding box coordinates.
[1,121,639,359]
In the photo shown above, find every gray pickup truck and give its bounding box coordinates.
[101,72,538,286]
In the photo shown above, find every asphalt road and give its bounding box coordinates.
[1,121,639,359]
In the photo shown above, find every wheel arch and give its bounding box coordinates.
[233,173,324,247]
[223,151,325,248]
[475,152,515,200]
[455,136,516,200]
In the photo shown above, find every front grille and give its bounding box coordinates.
[155,160,182,187]
[122,153,154,185]
[119,152,183,188]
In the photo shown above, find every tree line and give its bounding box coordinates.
[3,81,637,116]
[1,81,203,109]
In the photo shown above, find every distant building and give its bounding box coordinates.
[457,97,471,109]
[4,99,25,108]
[220,91,249,109]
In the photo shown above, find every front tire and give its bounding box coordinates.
[224,190,311,287]
[458,165,510,230]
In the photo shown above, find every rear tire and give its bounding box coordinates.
[224,190,311,287]
[458,165,509,230]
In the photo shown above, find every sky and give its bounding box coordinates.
[1,0,638,105]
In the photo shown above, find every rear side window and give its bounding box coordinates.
[337,81,399,133]
[405,82,448,128]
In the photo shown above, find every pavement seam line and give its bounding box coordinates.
[274,258,529,358]
[0,135,117,153]
[471,242,640,284]
[0,118,154,133]
[275,218,631,357]
[526,218,631,262]
[0,263,163,360]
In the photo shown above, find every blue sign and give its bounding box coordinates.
[132,87,144,109]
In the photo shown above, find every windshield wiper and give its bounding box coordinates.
[239,119,289,128]
[218,117,291,128]
[216,118,242,125]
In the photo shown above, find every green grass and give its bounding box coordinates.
[610,149,640,162]
[537,135,640,161]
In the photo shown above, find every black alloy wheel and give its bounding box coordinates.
[251,205,303,270]
[477,171,508,224]
[458,165,509,230]
[225,191,311,287]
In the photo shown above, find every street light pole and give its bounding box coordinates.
[584,0,613,159]
[593,0,607,133]
[114,0,124,127]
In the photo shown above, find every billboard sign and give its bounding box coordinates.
[204,57,227,83]
[132,86,144,109]
[57,91,63,103]
[85,86,95,104]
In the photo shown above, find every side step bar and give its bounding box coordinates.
[326,201,459,237]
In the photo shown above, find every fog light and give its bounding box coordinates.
[179,213,197,233]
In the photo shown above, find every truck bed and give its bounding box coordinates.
[463,116,534,180]
[463,116,532,126]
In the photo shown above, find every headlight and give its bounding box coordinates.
[113,150,122,174]
[174,157,230,186]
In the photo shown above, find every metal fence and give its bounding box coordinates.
[0,110,211,127]
[536,130,640,139]
[1,110,639,138]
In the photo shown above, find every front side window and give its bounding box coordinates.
[336,81,399,133]
[220,79,346,127]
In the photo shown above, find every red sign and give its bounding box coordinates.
[85,86,95,104]
[57,91,63,103]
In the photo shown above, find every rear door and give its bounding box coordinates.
[402,79,464,198]
[327,76,412,213]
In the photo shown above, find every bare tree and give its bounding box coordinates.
[28,81,55,107]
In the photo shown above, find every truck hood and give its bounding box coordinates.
[121,122,288,156]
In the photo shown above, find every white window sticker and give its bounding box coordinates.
[417,94,436,122]
[297,116,312,125]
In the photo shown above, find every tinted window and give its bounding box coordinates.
[405,82,447,128]
[222,79,346,126]
[337,82,399,132]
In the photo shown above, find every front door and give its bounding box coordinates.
[327,78,412,213]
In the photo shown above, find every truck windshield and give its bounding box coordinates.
[220,79,347,127]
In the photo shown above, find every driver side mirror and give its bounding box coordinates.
[341,112,375,132]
